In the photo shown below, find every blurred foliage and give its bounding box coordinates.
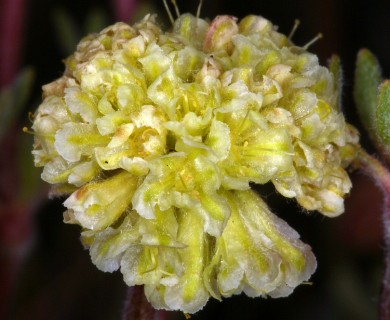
[0,68,34,139]
[51,7,109,56]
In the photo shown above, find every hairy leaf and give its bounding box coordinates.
[354,48,381,138]
[376,81,390,152]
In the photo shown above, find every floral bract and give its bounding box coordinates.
[31,13,359,313]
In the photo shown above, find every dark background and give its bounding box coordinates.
[2,0,390,319]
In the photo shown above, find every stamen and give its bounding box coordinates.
[288,19,300,40]
[303,33,323,50]
[141,248,158,274]
[22,127,53,138]
[170,0,180,18]
[163,0,175,25]
[196,0,204,19]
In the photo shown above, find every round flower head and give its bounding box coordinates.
[31,12,359,313]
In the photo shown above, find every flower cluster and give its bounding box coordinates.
[31,13,359,313]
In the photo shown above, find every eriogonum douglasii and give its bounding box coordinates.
[30,12,359,313]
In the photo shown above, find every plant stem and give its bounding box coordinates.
[122,286,169,320]
[355,150,390,320]
[0,0,27,87]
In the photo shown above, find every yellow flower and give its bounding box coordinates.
[31,12,359,313]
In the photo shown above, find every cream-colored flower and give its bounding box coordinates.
[31,12,359,313]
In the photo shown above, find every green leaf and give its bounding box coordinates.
[376,80,390,152]
[328,54,342,111]
[354,49,382,139]
[0,67,34,139]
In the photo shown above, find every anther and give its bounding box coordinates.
[23,127,34,134]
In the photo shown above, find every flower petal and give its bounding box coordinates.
[64,171,139,230]
[55,123,109,162]
[211,190,316,298]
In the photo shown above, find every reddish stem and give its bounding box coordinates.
[0,0,27,88]
[112,0,137,23]
[355,150,390,320]
[122,286,169,320]
[0,1,32,318]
